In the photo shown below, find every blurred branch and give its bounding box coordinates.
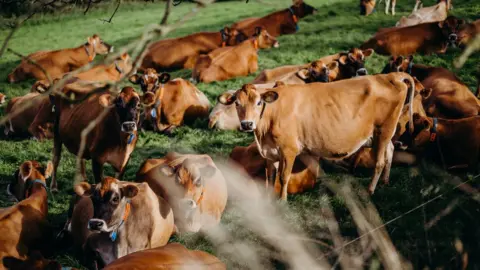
[99,0,121,23]
[160,0,172,25]
[454,35,480,68]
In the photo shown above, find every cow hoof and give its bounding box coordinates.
[368,187,375,195]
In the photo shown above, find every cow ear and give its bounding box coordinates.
[20,161,33,181]
[338,55,348,65]
[44,161,53,179]
[200,165,216,178]
[261,91,279,103]
[159,73,170,84]
[327,61,339,70]
[74,182,92,196]
[121,185,139,199]
[363,48,374,57]
[218,92,236,105]
[420,88,432,99]
[129,74,141,84]
[297,68,310,80]
[254,26,262,36]
[98,94,113,108]
[159,165,175,177]
[394,56,404,66]
[121,52,129,61]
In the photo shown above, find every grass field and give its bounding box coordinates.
[1,0,480,269]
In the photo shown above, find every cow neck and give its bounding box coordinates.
[251,38,259,50]
[110,199,131,242]
[84,42,96,62]
[147,84,165,120]
[24,179,48,217]
[287,7,299,30]
[253,101,273,159]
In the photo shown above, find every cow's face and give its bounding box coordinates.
[7,161,52,202]
[129,69,170,106]
[292,0,318,18]
[87,34,113,55]
[75,177,139,233]
[221,27,248,46]
[254,27,279,49]
[382,55,414,74]
[456,22,476,48]
[297,60,339,83]
[218,84,279,132]
[439,16,466,46]
[338,48,374,78]
[99,87,141,133]
[403,113,435,150]
[360,0,376,16]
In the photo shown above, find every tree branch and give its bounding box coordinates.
[99,0,121,23]
[160,0,172,25]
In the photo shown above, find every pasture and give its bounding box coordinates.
[1,0,480,268]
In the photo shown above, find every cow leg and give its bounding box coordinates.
[385,0,390,14]
[380,141,394,185]
[368,130,389,195]
[279,148,297,201]
[51,130,62,191]
[391,0,396,15]
[265,159,277,190]
[92,160,104,183]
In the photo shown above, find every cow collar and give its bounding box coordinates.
[288,7,299,30]
[110,199,131,242]
[429,117,438,142]
[25,179,48,198]
[84,43,95,62]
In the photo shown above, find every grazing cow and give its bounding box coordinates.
[1,161,52,269]
[73,177,175,262]
[50,86,141,190]
[104,243,226,270]
[4,93,53,140]
[457,19,480,48]
[129,69,210,133]
[191,27,279,83]
[141,27,247,71]
[396,0,451,27]
[231,0,317,37]
[136,153,227,233]
[382,56,480,118]
[0,93,5,104]
[218,74,416,199]
[230,142,319,195]
[7,34,112,83]
[32,52,133,93]
[361,16,466,56]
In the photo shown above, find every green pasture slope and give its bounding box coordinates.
[1,0,480,268]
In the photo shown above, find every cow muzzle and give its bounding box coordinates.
[356,68,368,76]
[183,199,197,210]
[121,121,137,133]
[240,120,256,132]
[273,41,280,48]
[88,219,108,232]
[449,33,458,42]
[109,46,114,53]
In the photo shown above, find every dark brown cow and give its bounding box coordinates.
[104,243,226,270]
[129,69,210,133]
[50,85,141,190]
[361,16,466,56]
[231,0,317,37]
[7,34,112,83]
[192,27,279,83]
[382,56,480,118]
[1,161,52,269]
[136,153,227,233]
[457,19,480,48]
[140,27,247,71]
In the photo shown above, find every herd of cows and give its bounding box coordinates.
[0,0,479,268]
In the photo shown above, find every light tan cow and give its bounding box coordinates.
[218,73,416,200]
[396,0,451,27]
[136,153,227,233]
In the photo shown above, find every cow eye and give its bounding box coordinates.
[257,100,262,106]
[112,196,119,204]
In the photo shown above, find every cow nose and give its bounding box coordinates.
[88,220,104,231]
[449,33,457,41]
[121,121,137,133]
[356,68,368,76]
[240,120,255,131]
[273,41,280,48]
[185,199,197,209]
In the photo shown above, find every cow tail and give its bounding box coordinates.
[403,76,415,134]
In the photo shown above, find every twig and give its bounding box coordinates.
[454,35,480,69]
[100,0,121,23]
[0,20,21,59]
[160,0,172,25]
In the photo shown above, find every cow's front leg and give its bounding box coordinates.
[391,0,396,15]
[380,141,394,185]
[279,148,297,201]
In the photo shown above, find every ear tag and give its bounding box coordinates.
[150,109,157,119]
[110,231,117,241]
[127,133,135,145]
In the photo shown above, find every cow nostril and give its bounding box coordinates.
[449,34,457,41]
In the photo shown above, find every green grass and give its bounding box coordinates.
[1,0,480,269]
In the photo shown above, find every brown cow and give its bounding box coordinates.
[192,27,279,83]
[230,142,319,195]
[50,85,141,190]
[231,0,317,37]
[74,177,175,262]
[136,153,227,233]
[141,27,247,71]
[396,0,451,27]
[7,34,112,83]
[0,93,5,104]
[129,69,210,133]
[457,19,480,48]
[361,16,466,56]
[1,161,53,269]
[4,93,53,140]
[382,56,480,118]
[104,243,226,270]
[218,74,416,199]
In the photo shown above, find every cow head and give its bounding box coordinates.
[158,155,216,222]
[112,52,133,76]
[337,48,374,78]
[360,0,376,16]
[381,55,414,74]
[438,16,467,47]
[74,177,139,233]
[220,27,248,46]
[85,34,113,59]
[254,27,279,48]
[398,113,435,150]
[218,84,279,132]
[129,68,170,97]
[297,60,339,83]
[291,0,318,18]
[7,160,52,202]
[99,86,141,133]
[456,21,477,48]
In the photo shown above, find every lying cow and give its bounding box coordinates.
[7,34,112,83]
[218,74,416,199]
[457,19,480,48]
[141,27,247,71]
[231,0,317,37]
[396,0,451,27]
[230,142,319,195]
[1,161,53,269]
[73,177,175,262]
[382,55,480,118]
[136,153,227,233]
[50,85,141,190]
[191,27,279,83]
[129,69,210,133]
[103,243,226,270]
[361,16,465,56]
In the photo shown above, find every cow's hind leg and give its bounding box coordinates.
[368,129,389,195]
[266,159,277,190]
[380,141,394,185]
[385,0,391,14]
[391,0,396,15]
